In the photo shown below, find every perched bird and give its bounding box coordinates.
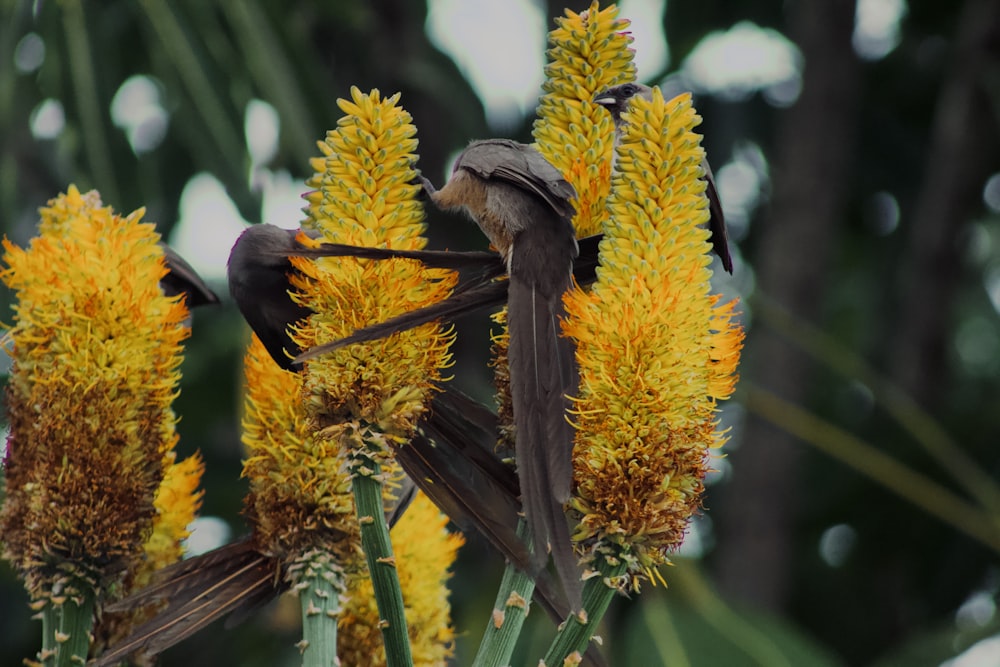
[160,243,220,307]
[594,82,734,273]
[412,139,583,608]
[229,221,588,609]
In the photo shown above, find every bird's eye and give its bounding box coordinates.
[622,84,636,96]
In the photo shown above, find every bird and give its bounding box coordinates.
[412,139,583,608]
[228,221,589,607]
[593,82,734,274]
[224,224,553,582]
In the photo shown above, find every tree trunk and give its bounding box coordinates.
[888,0,1000,408]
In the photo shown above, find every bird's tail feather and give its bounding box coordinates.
[295,278,509,363]
[418,392,606,665]
[507,277,582,609]
[94,540,279,666]
[284,243,503,271]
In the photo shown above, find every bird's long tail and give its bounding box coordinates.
[93,540,279,666]
[506,267,580,609]
[96,488,413,665]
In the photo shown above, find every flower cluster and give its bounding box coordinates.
[562,90,743,573]
[532,2,743,581]
[138,451,205,585]
[240,334,362,564]
[294,87,455,462]
[239,87,463,659]
[0,186,198,603]
[534,1,636,237]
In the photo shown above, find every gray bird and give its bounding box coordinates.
[232,143,587,607]
[417,139,583,608]
[225,223,565,581]
[594,83,734,273]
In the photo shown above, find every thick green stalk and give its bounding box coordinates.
[472,519,536,667]
[39,588,95,667]
[541,550,626,666]
[294,550,347,667]
[352,450,412,667]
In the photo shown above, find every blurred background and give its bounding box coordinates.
[2,0,1000,665]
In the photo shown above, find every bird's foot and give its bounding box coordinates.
[411,172,438,200]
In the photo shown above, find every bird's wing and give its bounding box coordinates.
[457,140,577,220]
[94,540,278,666]
[160,243,220,306]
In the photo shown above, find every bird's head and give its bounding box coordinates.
[592,83,653,123]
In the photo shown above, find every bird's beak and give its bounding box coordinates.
[592,94,615,107]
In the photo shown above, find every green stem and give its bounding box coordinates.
[542,549,626,666]
[472,519,536,667]
[39,588,95,667]
[295,550,347,667]
[352,451,412,667]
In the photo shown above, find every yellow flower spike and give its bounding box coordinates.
[337,492,463,667]
[0,186,190,655]
[562,89,744,576]
[534,0,636,237]
[294,87,455,458]
[138,451,205,586]
[241,335,363,564]
[292,88,456,665]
